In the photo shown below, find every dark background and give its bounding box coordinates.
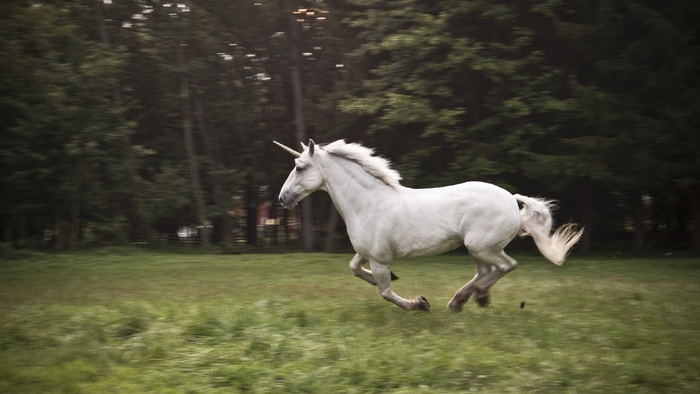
[1,0,698,252]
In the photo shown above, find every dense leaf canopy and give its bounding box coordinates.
[1,0,698,251]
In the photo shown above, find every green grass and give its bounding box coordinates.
[1,248,698,393]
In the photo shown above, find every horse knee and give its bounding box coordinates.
[378,288,393,300]
[503,262,517,273]
[471,250,517,272]
[348,254,365,270]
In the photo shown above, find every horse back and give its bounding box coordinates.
[353,181,521,259]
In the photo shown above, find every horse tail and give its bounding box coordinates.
[514,194,584,265]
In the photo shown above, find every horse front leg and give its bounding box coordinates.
[369,260,430,312]
[349,254,376,285]
[349,253,399,286]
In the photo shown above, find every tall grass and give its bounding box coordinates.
[0,249,698,392]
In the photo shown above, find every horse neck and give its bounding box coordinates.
[319,153,395,220]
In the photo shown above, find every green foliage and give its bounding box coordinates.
[0,1,147,244]
[0,250,698,392]
[0,0,699,250]
[341,0,587,187]
[82,215,131,246]
[337,0,700,249]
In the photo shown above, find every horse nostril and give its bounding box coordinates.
[279,192,294,209]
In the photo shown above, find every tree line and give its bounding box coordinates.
[1,0,698,251]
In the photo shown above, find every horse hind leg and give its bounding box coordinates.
[447,260,494,312]
[473,250,518,305]
[474,263,496,307]
[449,250,517,312]
[370,260,430,312]
[447,272,478,312]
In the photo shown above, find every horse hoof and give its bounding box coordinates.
[415,296,431,312]
[447,302,463,313]
[475,293,490,307]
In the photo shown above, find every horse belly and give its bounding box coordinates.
[394,183,520,256]
[386,205,469,258]
[392,231,464,258]
[346,210,462,260]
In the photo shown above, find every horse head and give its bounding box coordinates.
[275,139,323,209]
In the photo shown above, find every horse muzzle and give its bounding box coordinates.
[279,191,298,210]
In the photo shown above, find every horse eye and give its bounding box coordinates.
[295,166,304,172]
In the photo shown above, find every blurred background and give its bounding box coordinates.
[1,0,698,252]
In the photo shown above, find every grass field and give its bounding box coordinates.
[0,248,698,393]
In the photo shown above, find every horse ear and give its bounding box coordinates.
[308,139,315,157]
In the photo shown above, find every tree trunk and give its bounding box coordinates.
[579,185,592,252]
[691,187,700,252]
[52,214,63,249]
[177,30,209,246]
[93,0,122,104]
[70,196,80,247]
[69,166,82,247]
[245,183,257,246]
[634,190,645,252]
[194,93,232,244]
[285,0,313,251]
[92,0,110,48]
[93,0,147,240]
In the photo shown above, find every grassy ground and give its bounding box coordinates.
[0,248,698,393]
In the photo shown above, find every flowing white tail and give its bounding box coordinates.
[515,194,584,265]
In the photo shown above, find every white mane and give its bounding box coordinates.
[322,140,402,188]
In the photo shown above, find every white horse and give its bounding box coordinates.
[274,139,583,312]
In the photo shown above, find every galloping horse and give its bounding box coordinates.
[275,139,583,312]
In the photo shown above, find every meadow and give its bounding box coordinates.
[0,248,698,393]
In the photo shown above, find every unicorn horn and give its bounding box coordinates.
[273,140,301,157]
